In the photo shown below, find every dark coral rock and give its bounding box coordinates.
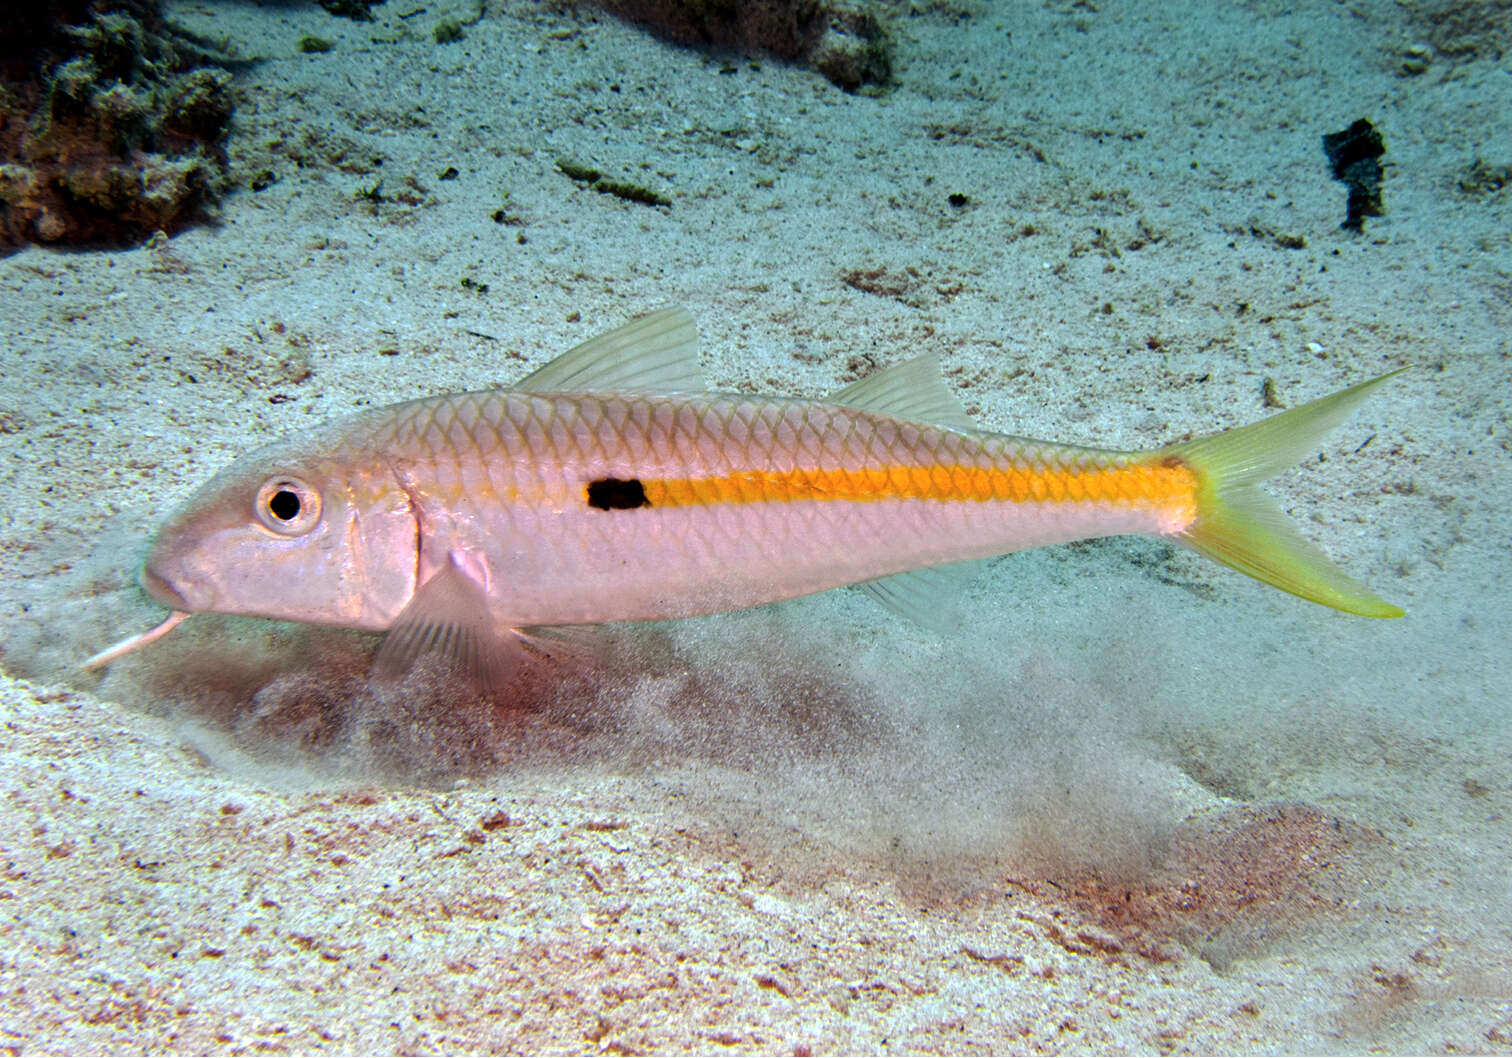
[0,0,234,251]
[583,0,893,91]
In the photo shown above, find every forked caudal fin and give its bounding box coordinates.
[1156,369,1407,618]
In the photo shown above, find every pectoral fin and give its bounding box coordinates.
[373,558,522,690]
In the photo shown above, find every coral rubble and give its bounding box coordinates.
[0,0,233,250]
[580,0,893,92]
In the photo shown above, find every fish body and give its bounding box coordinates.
[93,308,1403,680]
[353,389,1189,626]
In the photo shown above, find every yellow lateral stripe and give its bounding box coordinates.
[640,460,1199,511]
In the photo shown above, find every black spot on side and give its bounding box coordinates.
[586,477,650,510]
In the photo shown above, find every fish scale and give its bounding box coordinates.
[362,388,1192,627]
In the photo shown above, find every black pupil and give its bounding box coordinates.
[268,488,301,521]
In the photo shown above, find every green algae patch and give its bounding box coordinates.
[555,158,672,208]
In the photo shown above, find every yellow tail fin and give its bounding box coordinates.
[1158,371,1406,618]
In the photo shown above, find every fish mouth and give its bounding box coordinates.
[140,565,189,610]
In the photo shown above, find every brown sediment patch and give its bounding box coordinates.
[1008,801,1381,969]
[1411,0,1512,61]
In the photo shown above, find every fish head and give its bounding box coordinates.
[141,424,418,631]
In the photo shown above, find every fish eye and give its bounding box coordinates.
[255,476,321,536]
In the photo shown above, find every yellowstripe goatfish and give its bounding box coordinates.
[86,308,1403,683]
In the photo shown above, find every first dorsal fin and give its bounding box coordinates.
[829,355,974,431]
[514,307,704,394]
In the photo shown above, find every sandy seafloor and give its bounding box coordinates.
[2,0,1511,1052]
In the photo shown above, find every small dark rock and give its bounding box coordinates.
[316,0,381,21]
[1322,118,1385,232]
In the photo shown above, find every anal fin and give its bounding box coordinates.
[854,559,985,632]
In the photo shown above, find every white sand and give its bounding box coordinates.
[2,0,1510,1052]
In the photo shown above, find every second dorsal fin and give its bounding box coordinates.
[514,307,704,394]
[828,355,974,431]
